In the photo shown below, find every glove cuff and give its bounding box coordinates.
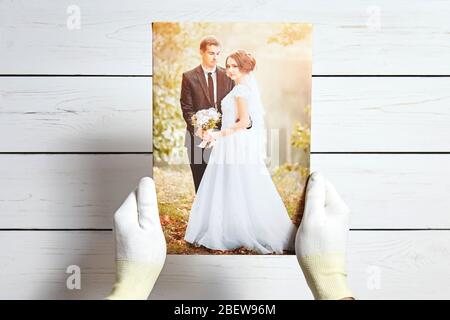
[299,253,354,300]
[106,260,163,300]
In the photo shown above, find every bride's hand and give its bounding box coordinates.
[195,127,204,139]
[204,131,222,142]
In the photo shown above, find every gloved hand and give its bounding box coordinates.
[295,172,354,300]
[106,177,167,300]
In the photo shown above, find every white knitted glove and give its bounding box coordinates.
[295,172,354,300]
[106,177,166,300]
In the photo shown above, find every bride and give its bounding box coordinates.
[184,50,297,254]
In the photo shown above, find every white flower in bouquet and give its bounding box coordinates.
[191,108,222,148]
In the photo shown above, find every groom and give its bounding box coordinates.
[180,36,234,192]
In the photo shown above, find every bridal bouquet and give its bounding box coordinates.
[191,108,222,148]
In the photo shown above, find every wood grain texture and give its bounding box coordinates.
[311,154,450,229]
[2,77,450,152]
[312,77,450,152]
[0,77,152,152]
[0,154,448,229]
[1,0,449,301]
[1,0,450,75]
[0,154,152,228]
[0,230,448,299]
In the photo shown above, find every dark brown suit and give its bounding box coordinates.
[180,65,234,192]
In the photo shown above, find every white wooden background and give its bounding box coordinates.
[1,0,449,300]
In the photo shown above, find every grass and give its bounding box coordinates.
[154,164,306,254]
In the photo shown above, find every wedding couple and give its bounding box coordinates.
[180,36,297,254]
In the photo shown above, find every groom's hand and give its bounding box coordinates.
[236,117,252,129]
[247,117,252,129]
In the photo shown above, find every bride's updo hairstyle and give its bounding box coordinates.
[226,50,256,73]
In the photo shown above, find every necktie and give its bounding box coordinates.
[207,72,215,108]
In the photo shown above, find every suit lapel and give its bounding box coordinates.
[217,68,224,95]
[195,65,213,107]
[216,68,226,113]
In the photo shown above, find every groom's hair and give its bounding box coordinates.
[200,36,220,51]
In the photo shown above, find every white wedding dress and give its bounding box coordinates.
[184,74,297,254]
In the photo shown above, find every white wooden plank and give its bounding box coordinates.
[312,77,450,152]
[0,154,152,229]
[1,0,450,75]
[1,154,449,229]
[0,230,448,299]
[311,154,450,229]
[0,77,152,152]
[2,77,450,152]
